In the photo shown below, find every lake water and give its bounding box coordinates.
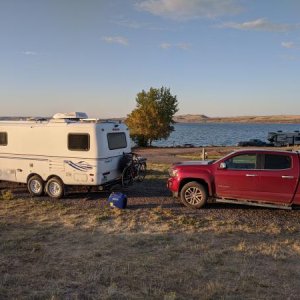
[152,123,300,147]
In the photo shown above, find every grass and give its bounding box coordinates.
[177,154,222,160]
[0,190,14,200]
[1,162,300,298]
[146,163,170,180]
[1,196,300,299]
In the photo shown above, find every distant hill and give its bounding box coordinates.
[2,114,300,124]
[173,114,209,123]
[173,114,300,124]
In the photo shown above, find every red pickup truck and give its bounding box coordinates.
[167,149,300,210]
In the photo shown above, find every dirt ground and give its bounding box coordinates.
[1,147,300,299]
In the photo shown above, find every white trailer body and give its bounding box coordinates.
[0,113,131,197]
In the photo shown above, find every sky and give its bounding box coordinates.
[0,0,300,118]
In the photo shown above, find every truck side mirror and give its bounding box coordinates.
[219,162,227,169]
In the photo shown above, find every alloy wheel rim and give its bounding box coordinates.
[184,187,203,205]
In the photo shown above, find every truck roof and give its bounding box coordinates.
[232,149,299,155]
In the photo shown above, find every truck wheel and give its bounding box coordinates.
[46,177,64,199]
[180,181,207,209]
[27,175,44,197]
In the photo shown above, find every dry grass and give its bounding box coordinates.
[1,198,300,299]
[1,161,300,299]
[0,190,14,201]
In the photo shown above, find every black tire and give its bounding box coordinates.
[137,162,146,182]
[180,181,207,209]
[45,177,64,199]
[122,166,134,187]
[27,175,44,197]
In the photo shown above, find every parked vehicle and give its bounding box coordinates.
[167,149,300,210]
[0,112,145,198]
[237,139,268,147]
[268,131,300,147]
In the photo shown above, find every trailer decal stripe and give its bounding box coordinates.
[64,160,93,172]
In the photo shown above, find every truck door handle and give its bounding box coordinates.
[246,174,257,177]
[282,176,294,179]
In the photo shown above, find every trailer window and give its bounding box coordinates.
[107,133,127,150]
[264,154,291,170]
[0,132,7,146]
[68,134,90,151]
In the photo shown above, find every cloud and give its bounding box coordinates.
[102,36,129,46]
[160,42,172,49]
[281,41,296,49]
[280,54,298,61]
[22,51,37,56]
[218,18,296,32]
[136,0,242,20]
[112,19,143,29]
[111,18,171,31]
[160,42,191,50]
[177,43,191,50]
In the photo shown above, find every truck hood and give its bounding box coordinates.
[175,160,215,166]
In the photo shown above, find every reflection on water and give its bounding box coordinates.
[152,123,300,147]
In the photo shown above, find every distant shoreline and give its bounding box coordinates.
[173,114,300,124]
[1,114,300,124]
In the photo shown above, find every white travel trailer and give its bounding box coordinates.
[0,112,131,198]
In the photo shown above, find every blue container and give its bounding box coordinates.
[108,192,127,209]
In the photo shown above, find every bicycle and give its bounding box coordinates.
[121,153,147,187]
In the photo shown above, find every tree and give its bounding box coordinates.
[126,87,178,146]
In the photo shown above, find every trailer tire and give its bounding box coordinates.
[46,177,64,199]
[27,175,44,197]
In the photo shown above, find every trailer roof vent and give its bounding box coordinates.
[52,112,88,120]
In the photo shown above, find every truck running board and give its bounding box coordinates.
[215,198,292,210]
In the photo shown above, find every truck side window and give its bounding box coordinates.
[0,132,7,146]
[107,133,127,150]
[225,154,256,170]
[68,134,90,151]
[264,154,291,170]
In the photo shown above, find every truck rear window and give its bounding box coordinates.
[264,154,291,169]
[107,132,127,150]
[0,132,7,146]
[68,134,90,151]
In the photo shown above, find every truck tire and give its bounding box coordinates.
[180,181,207,209]
[27,175,44,197]
[45,177,64,199]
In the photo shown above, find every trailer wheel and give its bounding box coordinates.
[27,175,44,197]
[180,181,207,209]
[46,177,64,199]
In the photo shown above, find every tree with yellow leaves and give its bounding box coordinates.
[126,87,178,146]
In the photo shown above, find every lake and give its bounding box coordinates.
[152,123,300,147]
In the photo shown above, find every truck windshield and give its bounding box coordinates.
[107,132,127,150]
